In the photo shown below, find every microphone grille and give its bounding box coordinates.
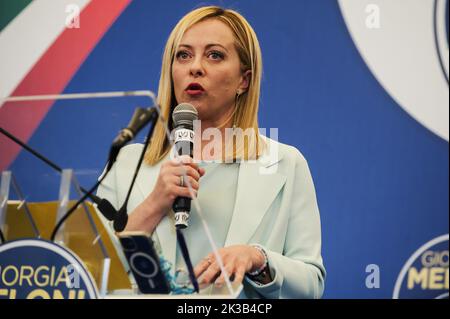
[172,103,198,127]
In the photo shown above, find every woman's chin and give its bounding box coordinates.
[189,101,205,110]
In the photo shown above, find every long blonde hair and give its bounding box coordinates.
[145,6,264,165]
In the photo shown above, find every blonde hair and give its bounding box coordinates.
[145,6,264,165]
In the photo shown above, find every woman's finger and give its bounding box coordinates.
[232,265,247,286]
[199,260,221,286]
[170,156,205,176]
[214,264,235,287]
[171,165,201,181]
[194,255,213,278]
[172,185,197,199]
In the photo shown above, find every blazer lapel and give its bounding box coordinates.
[224,150,286,246]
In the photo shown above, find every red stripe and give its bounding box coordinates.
[0,0,131,171]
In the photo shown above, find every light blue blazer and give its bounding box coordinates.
[97,137,326,299]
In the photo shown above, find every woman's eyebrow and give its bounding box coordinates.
[178,43,229,52]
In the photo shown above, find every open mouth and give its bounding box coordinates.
[185,83,205,95]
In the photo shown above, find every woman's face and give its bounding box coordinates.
[171,19,249,126]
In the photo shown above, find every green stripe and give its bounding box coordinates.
[0,0,33,32]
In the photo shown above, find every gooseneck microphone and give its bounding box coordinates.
[0,127,117,221]
[171,103,198,229]
[108,107,158,170]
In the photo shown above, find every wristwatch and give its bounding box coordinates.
[246,244,273,284]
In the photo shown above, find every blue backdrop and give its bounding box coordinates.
[6,0,449,298]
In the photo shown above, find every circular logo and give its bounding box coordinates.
[339,0,449,141]
[434,0,449,83]
[393,234,449,299]
[0,239,98,299]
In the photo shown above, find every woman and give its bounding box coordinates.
[98,6,325,298]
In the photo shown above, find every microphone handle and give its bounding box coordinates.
[172,125,194,229]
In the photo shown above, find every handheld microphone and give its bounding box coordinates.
[171,103,198,229]
[109,104,200,292]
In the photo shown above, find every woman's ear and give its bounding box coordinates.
[238,70,252,93]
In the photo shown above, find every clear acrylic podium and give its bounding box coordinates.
[0,169,243,299]
[0,91,242,299]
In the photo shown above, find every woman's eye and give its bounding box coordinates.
[176,51,190,60]
[208,51,224,60]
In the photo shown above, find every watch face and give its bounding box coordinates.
[247,266,272,283]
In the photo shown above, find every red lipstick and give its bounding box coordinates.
[185,83,205,96]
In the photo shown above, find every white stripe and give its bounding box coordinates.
[0,0,90,100]
[0,90,156,104]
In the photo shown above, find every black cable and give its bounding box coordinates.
[0,228,5,244]
[176,228,200,293]
[50,173,108,241]
[113,110,159,232]
[1,127,62,172]
[0,127,101,202]
[1,126,112,241]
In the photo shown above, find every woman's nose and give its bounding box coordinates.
[189,57,204,77]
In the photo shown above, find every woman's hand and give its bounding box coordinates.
[145,155,205,217]
[194,245,266,288]
[124,155,205,233]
